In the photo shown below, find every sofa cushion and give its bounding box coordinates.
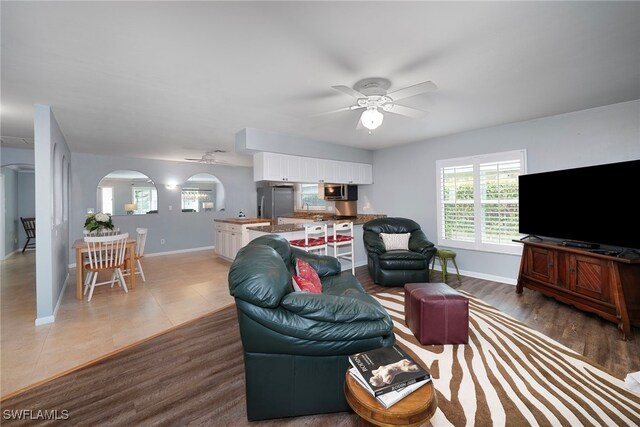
[250,234,294,266]
[363,217,422,234]
[281,292,389,322]
[378,250,429,270]
[380,232,411,251]
[229,245,291,308]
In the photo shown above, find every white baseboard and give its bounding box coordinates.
[35,315,55,326]
[68,245,216,268]
[1,249,20,260]
[431,265,516,286]
[145,245,215,258]
[34,272,69,325]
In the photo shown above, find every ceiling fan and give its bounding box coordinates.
[184,150,229,165]
[321,77,437,132]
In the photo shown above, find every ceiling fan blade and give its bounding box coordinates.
[387,104,428,118]
[331,85,367,99]
[387,80,438,101]
[311,105,365,117]
[185,158,203,161]
[311,105,359,117]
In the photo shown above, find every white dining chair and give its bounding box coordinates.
[84,228,120,236]
[83,233,129,301]
[118,228,148,282]
[289,223,328,255]
[327,222,355,274]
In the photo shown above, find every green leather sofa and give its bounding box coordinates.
[363,217,437,287]
[228,235,395,421]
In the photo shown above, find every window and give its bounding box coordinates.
[132,187,158,214]
[436,150,526,255]
[296,184,326,211]
[100,187,114,215]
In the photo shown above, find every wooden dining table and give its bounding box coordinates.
[73,238,136,300]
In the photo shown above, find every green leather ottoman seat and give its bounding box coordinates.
[228,235,395,421]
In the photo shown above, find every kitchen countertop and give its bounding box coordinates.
[214,218,272,225]
[247,214,386,233]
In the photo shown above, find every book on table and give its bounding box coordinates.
[348,367,430,409]
[348,344,431,407]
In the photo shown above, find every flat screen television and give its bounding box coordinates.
[518,159,640,250]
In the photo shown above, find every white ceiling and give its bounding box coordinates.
[2,2,639,166]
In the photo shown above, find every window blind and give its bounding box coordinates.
[436,150,526,255]
[480,160,521,245]
[440,165,475,242]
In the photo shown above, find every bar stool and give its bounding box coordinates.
[289,223,328,255]
[327,222,355,274]
[430,248,461,284]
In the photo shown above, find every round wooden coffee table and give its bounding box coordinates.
[344,372,437,427]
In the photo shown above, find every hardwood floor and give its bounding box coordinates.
[0,249,234,397]
[359,270,640,380]
[2,264,638,426]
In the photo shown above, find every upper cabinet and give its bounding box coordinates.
[253,152,372,184]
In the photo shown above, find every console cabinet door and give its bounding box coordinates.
[525,246,557,284]
[569,255,611,302]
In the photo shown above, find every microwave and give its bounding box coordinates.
[323,184,358,201]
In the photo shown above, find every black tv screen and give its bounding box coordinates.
[519,159,640,250]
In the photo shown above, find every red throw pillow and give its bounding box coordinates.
[295,258,322,291]
[292,275,321,293]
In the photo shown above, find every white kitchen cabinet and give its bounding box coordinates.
[215,220,270,260]
[352,163,373,184]
[254,152,373,184]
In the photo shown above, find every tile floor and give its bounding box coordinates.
[0,249,234,397]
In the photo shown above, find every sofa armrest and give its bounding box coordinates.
[236,299,394,345]
[363,231,386,255]
[409,230,436,255]
[281,292,389,323]
[292,248,341,277]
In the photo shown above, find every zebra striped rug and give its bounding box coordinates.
[373,290,640,427]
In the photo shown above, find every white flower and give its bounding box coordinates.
[95,213,110,222]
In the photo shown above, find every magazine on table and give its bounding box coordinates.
[348,367,430,409]
[348,344,430,396]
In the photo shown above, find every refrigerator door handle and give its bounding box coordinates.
[260,196,264,219]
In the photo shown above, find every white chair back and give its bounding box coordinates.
[332,222,353,240]
[84,228,120,236]
[328,222,355,274]
[135,228,148,257]
[305,223,327,245]
[84,233,129,270]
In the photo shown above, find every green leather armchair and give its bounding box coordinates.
[228,235,395,421]
[363,217,437,287]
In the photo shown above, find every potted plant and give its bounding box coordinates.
[84,212,114,235]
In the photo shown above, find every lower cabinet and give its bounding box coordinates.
[517,241,640,340]
[215,221,270,261]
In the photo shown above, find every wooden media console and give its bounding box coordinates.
[516,240,640,340]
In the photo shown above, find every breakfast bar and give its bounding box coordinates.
[247,214,385,271]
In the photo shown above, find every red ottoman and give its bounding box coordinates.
[405,282,469,345]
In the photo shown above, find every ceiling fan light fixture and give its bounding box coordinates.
[360,107,384,130]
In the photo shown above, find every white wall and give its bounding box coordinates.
[360,100,640,283]
[70,153,256,261]
[237,127,374,164]
[17,171,36,249]
[34,105,71,323]
[1,167,19,257]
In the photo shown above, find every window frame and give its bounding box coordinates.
[436,149,527,255]
[295,184,327,212]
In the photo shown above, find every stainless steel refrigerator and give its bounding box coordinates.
[257,185,295,220]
